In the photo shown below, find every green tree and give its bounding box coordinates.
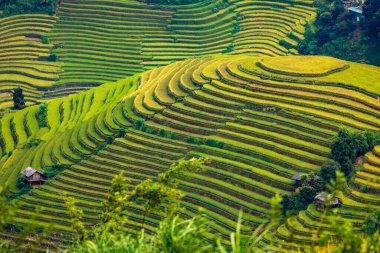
[100,172,131,233]
[330,128,356,177]
[320,161,341,185]
[12,87,25,110]
[65,197,87,243]
[132,179,183,229]
[35,103,48,128]
[363,0,380,43]
[132,157,206,229]
[158,157,206,187]
[362,209,380,235]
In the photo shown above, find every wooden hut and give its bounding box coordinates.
[21,166,46,188]
[291,172,306,185]
[315,192,341,209]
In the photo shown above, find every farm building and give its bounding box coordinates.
[348,6,365,22]
[21,167,46,188]
[315,192,341,209]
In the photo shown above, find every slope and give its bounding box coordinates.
[1,55,379,244]
[0,14,62,110]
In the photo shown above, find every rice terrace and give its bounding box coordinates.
[0,0,380,252]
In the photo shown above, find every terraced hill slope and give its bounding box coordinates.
[0,14,62,110]
[2,55,379,245]
[272,145,380,251]
[46,0,315,89]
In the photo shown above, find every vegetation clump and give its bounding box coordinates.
[299,0,380,65]
[12,87,25,110]
[35,103,48,128]
[0,0,55,17]
[330,127,380,178]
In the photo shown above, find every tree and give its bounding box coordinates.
[132,157,206,229]
[64,197,87,243]
[362,209,380,235]
[158,157,206,188]
[320,161,341,185]
[100,172,131,232]
[35,103,48,128]
[363,0,380,43]
[318,11,333,26]
[330,128,356,177]
[12,87,25,110]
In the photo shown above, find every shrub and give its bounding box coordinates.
[159,129,167,137]
[331,128,379,178]
[133,119,145,130]
[320,161,340,185]
[35,103,48,128]
[186,136,195,144]
[47,54,58,62]
[12,87,25,110]
[106,136,114,144]
[169,132,177,140]
[205,139,224,148]
[222,44,234,53]
[117,128,126,138]
[41,35,49,44]
[362,209,380,235]
[0,0,55,17]
[43,164,65,179]
[232,21,240,34]
[26,138,40,148]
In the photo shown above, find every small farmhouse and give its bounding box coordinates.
[315,192,341,209]
[21,166,46,188]
[348,6,365,22]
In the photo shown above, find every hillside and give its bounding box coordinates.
[0,14,61,110]
[0,0,315,109]
[1,55,379,248]
[274,145,380,250]
[48,0,315,87]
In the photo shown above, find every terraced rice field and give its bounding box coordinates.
[273,145,380,251]
[2,55,379,245]
[0,14,62,110]
[46,0,314,88]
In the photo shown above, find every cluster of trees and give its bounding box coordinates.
[282,173,323,214]
[298,0,380,64]
[282,127,379,214]
[363,0,380,43]
[330,127,380,178]
[0,0,55,17]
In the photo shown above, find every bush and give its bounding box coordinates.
[320,161,340,185]
[362,210,380,235]
[330,128,379,178]
[47,54,58,62]
[169,133,177,140]
[117,128,126,138]
[133,119,145,130]
[35,103,48,128]
[106,136,114,144]
[186,136,195,144]
[26,138,40,148]
[41,35,49,44]
[12,87,25,110]
[43,164,65,179]
[159,129,167,137]
[205,139,224,148]
[0,0,55,17]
